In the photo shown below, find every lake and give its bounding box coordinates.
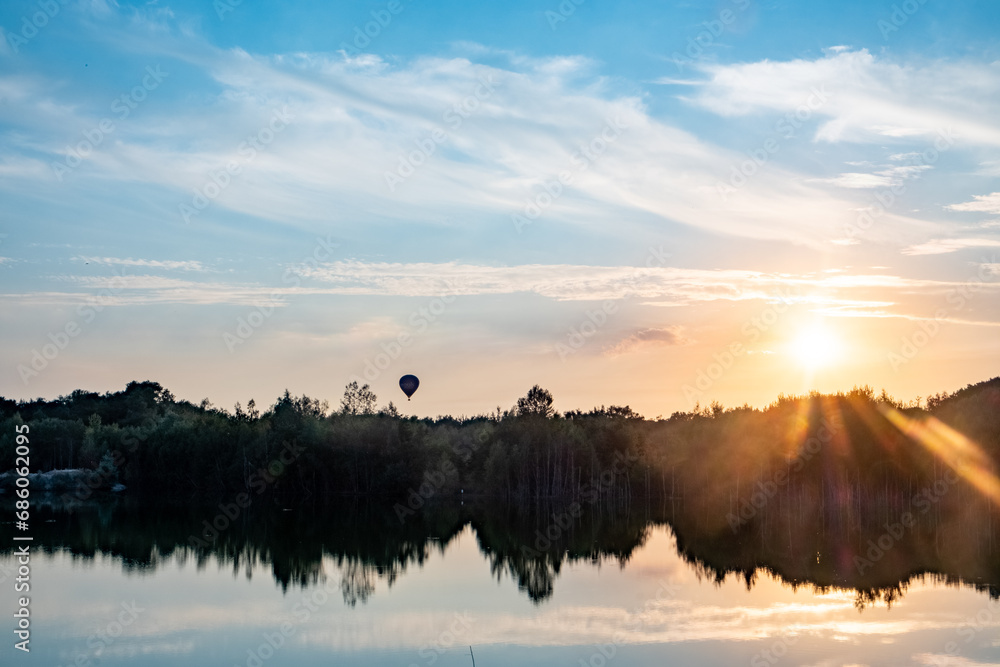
[2,498,999,666]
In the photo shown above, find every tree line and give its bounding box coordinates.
[0,377,998,514]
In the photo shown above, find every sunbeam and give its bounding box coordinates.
[878,404,1000,505]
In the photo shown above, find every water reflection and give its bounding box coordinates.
[2,494,998,609]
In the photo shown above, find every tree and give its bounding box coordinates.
[606,405,641,420]
[379,401,401,418]
[516,385,555,418]
[340,381,377,415]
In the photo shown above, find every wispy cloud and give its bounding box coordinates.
[70,275,208,290]
[4,261,993,306]
[901,238,1000,256]
[0,38,939,247]
[688,49,1000,147]
[816,172,895,189]
[73,256,208,271]
[813,163,932,189]
[295,261,915,303]
[948,192,1000,215]
[912,654,1000,667]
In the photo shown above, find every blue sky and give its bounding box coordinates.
[2,0,999,416]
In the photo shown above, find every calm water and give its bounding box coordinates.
[2,499,1000,666]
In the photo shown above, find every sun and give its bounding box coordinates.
[790,322,842,370]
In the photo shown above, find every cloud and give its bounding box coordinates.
[947,192,1000,215]
[816,173,895,189]
[652,77,704,86]
[608,326,689,356]
[73,257,208,271]
[0,28,992,260]
[901,238,1000,256]
[69,275,210,290]
[912,655,999,667]
[4,261,991,310]
[815,163,934,189]
[0,260,920,306]
[688,49,1000,147]
[0,39,930,248]
[4,262,994,315]
[295,261,907,304]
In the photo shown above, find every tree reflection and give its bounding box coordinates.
[1,494,998,609]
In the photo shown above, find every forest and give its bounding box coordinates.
[0,377,998,525]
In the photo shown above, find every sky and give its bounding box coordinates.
[1,0,999,418]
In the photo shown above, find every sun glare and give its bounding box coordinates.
[790,323,841,369]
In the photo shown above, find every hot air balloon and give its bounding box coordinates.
[399,374,419,401]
